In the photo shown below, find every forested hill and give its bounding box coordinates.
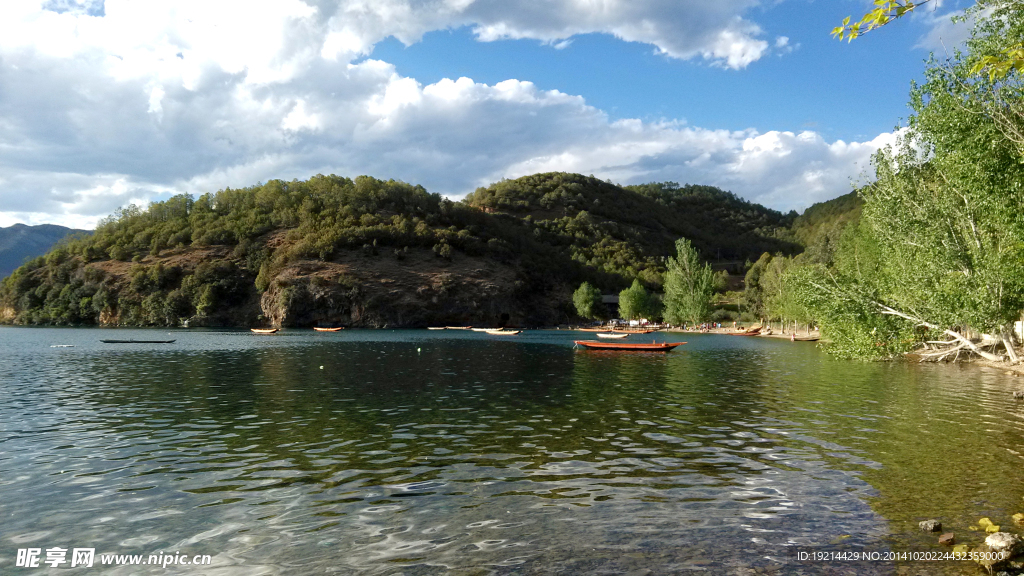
[787,191,863,266]
[0,224,89,279]
[0,172,801,329]
[465,173,799,264]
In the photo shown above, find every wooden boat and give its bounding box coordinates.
[596,332,629,339]
[250,328,279,334]
[471,327,494,332]
[729,327,762,336]
[445,326,471,330]
[100,339,176,344]
[485,329,521,335]
[427,327,446,330]
[574,340,685,351]
[791,335,820,342]
[612,329,655,334]
[576,327,609,332]
[313,327,344,332]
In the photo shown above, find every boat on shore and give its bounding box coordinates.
[791,335,820,342]
[250,328,279,334]
[730,327,762,336]
[313,327,343,332]
[596,332,629,339]
[574,340,685,351]
[612,329,655,334]
[100,339,176,344]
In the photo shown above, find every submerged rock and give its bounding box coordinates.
[919,520,942,532]
[939,532,956,545]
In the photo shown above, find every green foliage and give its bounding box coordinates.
[834,1,1024,81]
[798,6,1024,359]
[573,281,603,320]
[832,0,930,42]
[465,173,800,283]
[663,239,716,325]
[618,279,659,321]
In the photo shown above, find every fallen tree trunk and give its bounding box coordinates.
[876,303,1004,362]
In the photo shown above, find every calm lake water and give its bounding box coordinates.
[2,327,1023,575]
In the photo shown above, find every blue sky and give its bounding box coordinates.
[0,0,975,228]
[369,2,952,142]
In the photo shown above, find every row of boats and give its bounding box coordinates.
[97,325,812,352]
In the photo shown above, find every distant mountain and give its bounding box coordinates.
[0,224,90,279]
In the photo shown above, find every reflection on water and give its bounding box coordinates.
[1,327,1023,574]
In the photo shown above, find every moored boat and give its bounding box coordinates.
[313,327,344,332]
[445,326,472,330]
[250,328,279,334]
[100,339,176,344]
[574,340,685,351]
[485,329,521,335]
[427,327,446,330]
[596,332,629,339]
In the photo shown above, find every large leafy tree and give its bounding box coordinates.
[663,238,716,325]
[798,5,1024,361]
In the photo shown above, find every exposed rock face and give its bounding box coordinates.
[919,520,942,532]
[259,248,570,328]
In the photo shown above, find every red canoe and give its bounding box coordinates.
[574,340,686,351]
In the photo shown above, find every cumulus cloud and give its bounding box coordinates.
[0,0,890,228]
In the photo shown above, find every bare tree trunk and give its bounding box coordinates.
[875,303,1005,362]
[1002,326,1020,364]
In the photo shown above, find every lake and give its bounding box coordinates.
[2,327,1022,574]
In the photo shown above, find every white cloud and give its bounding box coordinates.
[914,4,980,53]
[0,1,887,228]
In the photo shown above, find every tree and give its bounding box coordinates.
[740,252,772,321]
[663,238,716,325]
[619,279,652,321]
[573,282,603,320]
[796,7,1024,362]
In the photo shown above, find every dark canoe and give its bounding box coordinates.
[574,340,685,351]
[100,339,176,344]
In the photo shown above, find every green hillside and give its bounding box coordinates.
[0,172,820,328]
